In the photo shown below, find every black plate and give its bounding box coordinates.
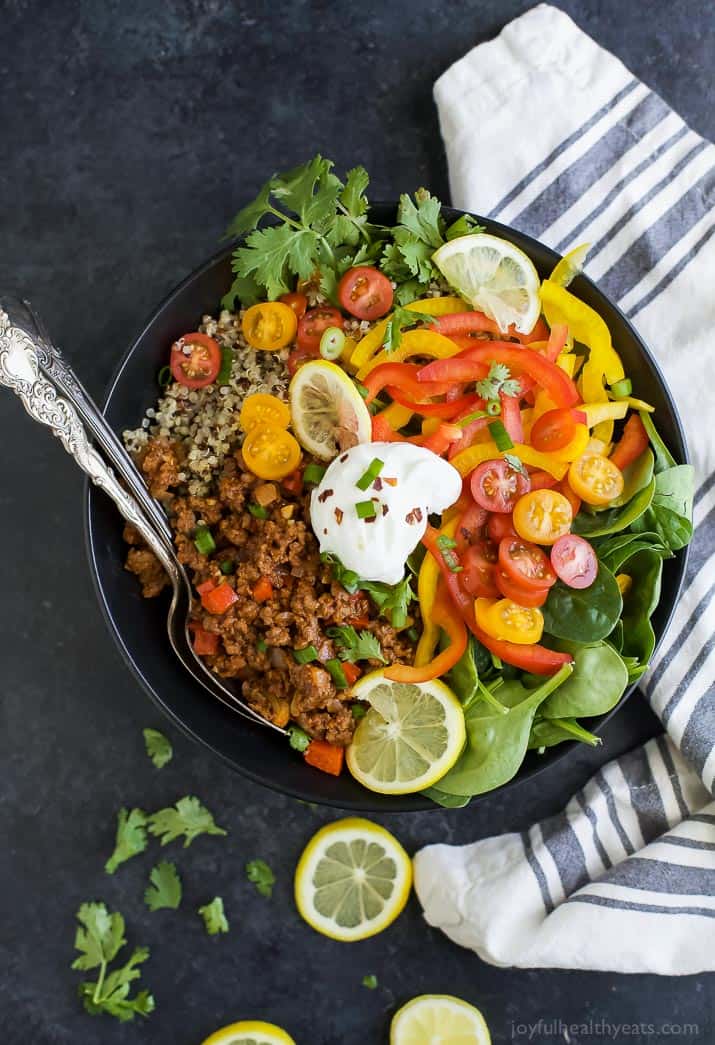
[85,204,689,811]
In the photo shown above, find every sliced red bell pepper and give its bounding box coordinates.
[432,311,550,345]
[304,739,344,776]
[252,575,273,603]
[341,662,362,686]
[420,422,463,456]
[543,322,569,362]
[500,393,523,443]
[418,343,579,408]
[362,362,454,404]
[610,414,649,471]
[281,468,304,496]
[384,584,467,683]
[201,581,239,615]
[371,412,401,442]
[388,386,481,419]
[189,622,220,655]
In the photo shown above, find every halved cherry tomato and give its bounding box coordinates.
[239,392,290,432]
[475,597,544,645]
[487,512,519,543]
[550,534,598,589]
[460,540,499,598]
[297,307,344,353]
[242,302,298,350]
[279,291,308,319]
[531,408,577,452]
[555,477,582,517]
[455,503,489,551]
[495,570,549,607]
[470,458,530,514]
[242,422,302,480]
[170,332,221,389]
[287,345,320,376]
[610,414,649,472]
[498,538,556,591]
[569,452,624,506]
[338,266,393,321]
[513,489,573,545]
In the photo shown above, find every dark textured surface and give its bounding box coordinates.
[0,2,713,1043]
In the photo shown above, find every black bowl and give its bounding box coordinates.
[85,203,689,811]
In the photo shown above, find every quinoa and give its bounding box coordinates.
[123,308,289,496]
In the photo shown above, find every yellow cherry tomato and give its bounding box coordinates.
[242,422,302,479]
[569,451,624,506]
[242,301,298,350]
[475,597,544,645]
[239,392,291,432]
[513,489,573,545]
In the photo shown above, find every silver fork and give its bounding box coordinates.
[0,298,285,735]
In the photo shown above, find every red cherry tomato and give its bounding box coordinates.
[287,345,320,376]
[455,503,489,552]
[550,535,598,589]
[495,570,549,607]
[338,266,394,321]
[279,291,308,319]
[470,459,530,514]
[460,539,499,598]
[169,332,221,388]
[531,408,577,452]
[297,307,344,353]
[487,513,519,543]
[498,537,557,592]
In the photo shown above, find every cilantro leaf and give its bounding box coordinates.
[397,189,444,248]
[246,859,275,898]
[503,453,529,478]
[147,796,227,848]
[198,897,229,935]
[327,625,386,663]
[382,306,437,353]
[72,904,154,1023]
[225,177,275,238]
[361,576,415,629]
[233,224,317,300]
[288,725,311,753]
[104,808,148,875]
[144,862,182,912]
[271,155,333,220]
[476,361,520,401]
[393,279,426,305]
[446,213,486,241]
[362,974,378,989]
[142,728,172,769]
[221,270,262,311]
[341,166,370,217]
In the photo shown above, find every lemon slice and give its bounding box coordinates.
[294,817,412,942]
[549,242,591,288]
[391,995,491,1045]
[432,232,540,334]
[200,1020,296,1045]
[346,671,466,795]
[289,359,371,460]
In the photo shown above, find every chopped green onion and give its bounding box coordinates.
[355,499,377,520]
[351,704,367,720]
[293,644,319,665]
[457,409,488,427]
[436,534,458,551]
[248,503,268,519]
[325,658,348,688]
[256,638,267,653]
[486,400,501,417]
[356,458,384,491]
[216,346,233,385]
[194,526,216,555]
[220,560,234,575]
[319,326,346,360]
[406,626,420,643]
[488,419,513,451]
[441,547,463,573]
[304,462,327,485]
[490,652,503,670]
[362,973,378,989]
[609,377,632,398]
[356,382,369,399]
[157,365,171,388]
[288,725,311,753]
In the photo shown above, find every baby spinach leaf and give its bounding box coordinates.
[528,717,601,750]
[632,465,694,551]
[619,548,664,670]
[430,664,573,797]
[640,411,677,473]
[572,479,655,538]
[539,641,628,719]
[595,531,670,573]
[599,449,653,509]
[541,562,622,642]
[445,635,493,709]
[423,786,471,808]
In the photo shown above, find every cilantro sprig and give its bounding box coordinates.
[147,796,227,848]
[142,728,172,769]
[144,862,182,912]
[105,808,148,875]
[198,897,229,936]
[382,306,438,353]
[71,903,154,1022]
[476,362,521,401]
[320,553,415,628]
[246,859,275,898]
[327,625,386,663]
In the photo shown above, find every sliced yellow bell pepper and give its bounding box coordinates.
[581,401,628,428]
[356,328,463,380]
[415,515,458,666]
[616,573,632,597]
[381,402,413,430]
[349,295,467,370]
[586,437,609,455]
[422,416,441,436]
[550,423,590,462]
[556,352,577,377]
[339,336,358,372]
[532,389,558,423]
[612,395,655,413]
[450,441,569,480]
[549,243,590,288]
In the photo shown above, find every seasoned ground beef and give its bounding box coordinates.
[125,439,418,746]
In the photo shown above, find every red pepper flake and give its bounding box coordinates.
[405,507,424,525]
[373,476,383,491]
[339,453,349,463]
[318,488,334,504]
[334,507,344,524]
[365,516,376,524]
[382,504,389,516]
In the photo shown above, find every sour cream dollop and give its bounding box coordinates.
[310,442,462,585]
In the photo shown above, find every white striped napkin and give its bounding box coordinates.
[414,3,715,974]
